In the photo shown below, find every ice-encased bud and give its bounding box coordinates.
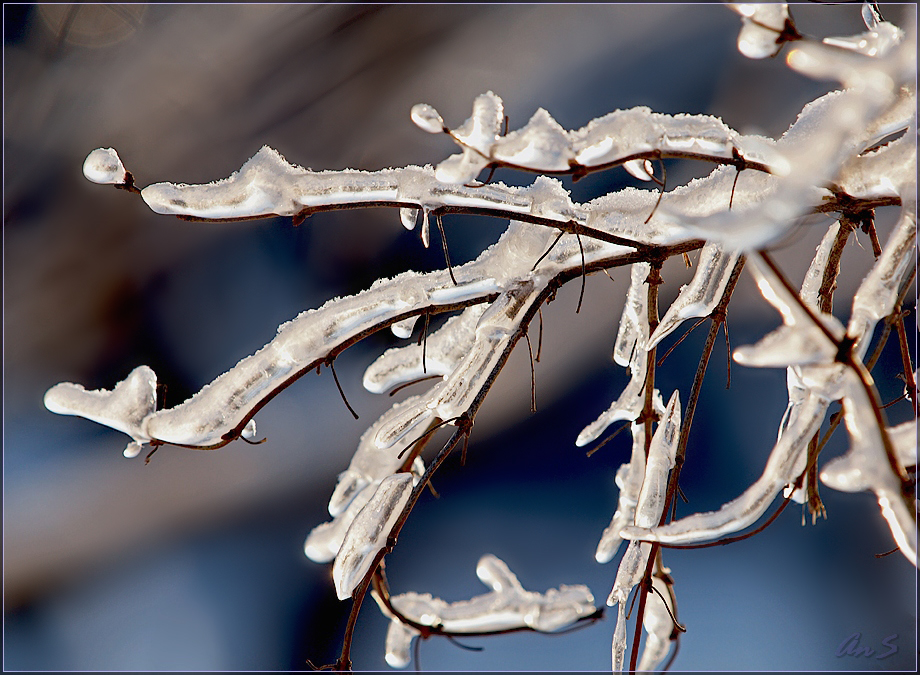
[410,103,445,134]
[732,4,789,59]
[623,158,654,182]
[83,147,127,184]
[241,419,257,439]
[333,472,414,600]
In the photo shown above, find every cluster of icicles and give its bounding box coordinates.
[45,4,916,670]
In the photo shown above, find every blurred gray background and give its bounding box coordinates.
[4,3,916,671]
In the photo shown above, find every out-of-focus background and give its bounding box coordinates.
[4,4,916,671]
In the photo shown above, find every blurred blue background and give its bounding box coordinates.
[4,3,916,671]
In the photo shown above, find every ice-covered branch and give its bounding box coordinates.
[373,554,599,668]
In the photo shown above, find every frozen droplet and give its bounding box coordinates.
[624,158,654,182]
[410,103,444,134]
[241,419,257,439]
[123,441,142,458]
[83,148,127,184]
[399,207,418,231]
[390,315,419,339]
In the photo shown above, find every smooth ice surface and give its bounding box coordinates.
[648,244,739,349]
[43,365,157,445]
[637,575,675,671]
[332,473,414,600]
[634,392,680,529]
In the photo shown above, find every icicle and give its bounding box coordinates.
[420,208,431,248]
[399,207,418,231]
[43,365,157,445]
[410,103,444,134]
[611,602,628,672]
[648,244,740,349]
[595,424,647,563]
[333,472,414,600]
[82,148,128,185]
[476,554,525,594]
[634,392,681,529]
[607,540,651,607]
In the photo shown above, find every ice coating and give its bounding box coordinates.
[327,398,427,517]
[847,199,917,354]
[364,305,487,394]
[611,602,628,672]
[43,365,157,445]
[837,133,916,201]
[637,575,675,671]
[594,423,646,563]
[382,554,597,638]
[634,392,681,529]
[820,378,917,565]
[308,456,424,563]
[648,244,740,349]
[82,147,127,185]
[374,280,544,449]
[623,391,828,544]
[333,472,414,600]
[607,540,651,607]
[798,221,840,310]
